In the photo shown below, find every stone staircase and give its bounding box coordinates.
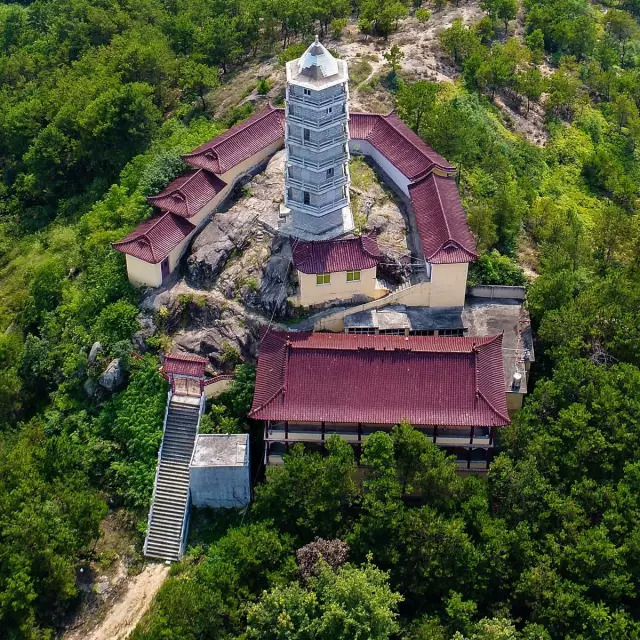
[144,395,202,562]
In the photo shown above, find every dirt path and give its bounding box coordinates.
[65,563,169,640]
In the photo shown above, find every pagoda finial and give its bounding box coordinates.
[314,34,319,44]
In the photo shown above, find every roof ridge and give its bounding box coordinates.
[381,112,436,169]
[120,213,175,263]
[431,173,452,245]
[476,389,511,424]
[189,105,275,156]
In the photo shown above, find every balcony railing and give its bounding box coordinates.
[265,425,492,447]
[285,196,349,215]
[287,175,348,194]
[287,133,347,151]
[288,91,347,108]
[288,151,349,170]
[287,111,348,129]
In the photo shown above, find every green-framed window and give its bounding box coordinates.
[346,270,361,282]
[316,273,331,285]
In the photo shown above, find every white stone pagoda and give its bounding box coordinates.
[283,37,354,239]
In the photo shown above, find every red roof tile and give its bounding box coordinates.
[250,331,509,426]
[182,105,285,174]
[409,173,477,264]
[350,112,455,180]
[147,169,226,218]
[112,213,195,263]
[292,233,381,274]
[163,352,207,377]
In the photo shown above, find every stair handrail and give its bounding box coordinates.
[143,389,173,556]
[177,392,206,559]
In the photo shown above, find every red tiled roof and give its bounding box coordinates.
[250,331,509,426]
[163,352,207,377]
[409,173,477,264]
[112,213,195,263]
[147,169,226,218]
[349,112,455,180]
[182,104,285,174]
[292,233,381,274]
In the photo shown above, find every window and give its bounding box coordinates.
[378,329,406,335]
[439,328,465,337]
[289,104,294,116]
[410,329,435,336]
[326,167,334,178]
[326,107,333,114]
[346,270,360,282]
[304,128,310,141]
[346,327,376,335]
[303,88,311,96]
[316,273,331,285]
[287,187,292,200]
[303,191,310,205]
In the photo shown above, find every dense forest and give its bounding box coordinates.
[1,0,640,637]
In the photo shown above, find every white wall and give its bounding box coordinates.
[349,140,412,195]
[190,465,251,508]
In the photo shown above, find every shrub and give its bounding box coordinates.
[415,8,431,23]
[467,250,527,286]
[256,77,270,95]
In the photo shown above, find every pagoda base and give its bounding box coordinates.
[281,206,354,241]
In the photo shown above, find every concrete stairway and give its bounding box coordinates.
[144,397,201,562]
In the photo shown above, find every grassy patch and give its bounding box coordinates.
[350,59,374,86]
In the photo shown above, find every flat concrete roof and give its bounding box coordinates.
[463,297,534,394]
[344,305,465,331]
[190,434,249,468]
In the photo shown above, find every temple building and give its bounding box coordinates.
[283,37,353,239]
[291,232,390,306]
[250,330,511,471]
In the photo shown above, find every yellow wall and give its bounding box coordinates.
[506,391,524,416]
[314,280,432,332]
[430,263,468,307]
[296,266,386,306]
[125,138,284,288]
[125,254,162,288]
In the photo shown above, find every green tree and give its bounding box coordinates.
[179,60,219,110]
[253,436,359,540]
[481,0,517,33]
[516,67,545,114]
[440,19,481,64]
[246,561,402,640]
[396,80,440,132]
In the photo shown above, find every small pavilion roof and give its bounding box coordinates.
[147,169,226,218]
[112,213,195,264]
[409,173,477,264]
[292,233,381,274]
[182,105,285,175]
[163,352,207,377]
[250,331,509,426]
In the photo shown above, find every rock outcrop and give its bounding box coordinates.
[99,359,125,392]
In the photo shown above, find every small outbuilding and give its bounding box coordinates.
[189,434,250,508]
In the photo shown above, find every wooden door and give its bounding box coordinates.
[160,257,170,282]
